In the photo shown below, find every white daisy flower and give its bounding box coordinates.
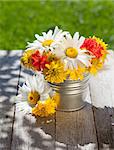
[26,26,68,52]
[16,73,51,114]
[53,32,92,69]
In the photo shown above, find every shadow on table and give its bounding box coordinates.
[0,50,23,149]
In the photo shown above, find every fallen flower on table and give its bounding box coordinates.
[16,74,57,117]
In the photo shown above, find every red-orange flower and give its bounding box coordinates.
[81,37,105,58]
[31,50,49,71]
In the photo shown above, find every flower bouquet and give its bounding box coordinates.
[16,26,108,117]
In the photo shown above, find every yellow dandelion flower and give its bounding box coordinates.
[21,50,34,69]
[44,61,67,83]
[46,98,57,114]
[89,59,103,75]
[32,97,57,117]
[89,66,98,75]
[69,66,86,80]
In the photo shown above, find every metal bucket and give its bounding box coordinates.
[49,74,90,112]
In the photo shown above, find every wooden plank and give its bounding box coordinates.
[92,107,114,148]
[11,68,57,150]
[89,50,114,149]
[56,88,98,148]
[67,145,78,150]
[108,108,114,148]
[0,50,22,150]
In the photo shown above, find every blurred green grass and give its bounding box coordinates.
[0,0,114,50]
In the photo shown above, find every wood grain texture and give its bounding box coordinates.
[109,108,114,148]
[89,51,114,149]
[92,107,114,148]
[56,88,97,147]
[0,50,22,150]
[67,145,78,150]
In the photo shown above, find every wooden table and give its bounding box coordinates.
[0,50,114,150]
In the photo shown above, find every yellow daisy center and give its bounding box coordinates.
[42,40,54,47]
[28,91,40,105]
[65,47,78,58]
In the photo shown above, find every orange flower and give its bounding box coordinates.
[81,37,108,58]
[31,50,49,71]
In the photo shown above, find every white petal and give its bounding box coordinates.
[73,32,79,41]
[63,59,69,70]
[26,75,35,91]
[35,34,44,42]
[65,58,74,69]
[53,26,60,38]
[18,84,29,94]
[66,33,72,40]
[47,30,53,39]
[26,40,43,51]
[79,49,88,53]
[69,61,74,70]
[43,84,51,94]
[77,36,85,48]
[35,74,45,93]
[53,47,65,58]
[40,94,49,101]
[16,102,32,114]
[15,94,23,103]
[42,32,47,39]
[33,75,39,91]
[77,55,91,67]
[73,59,78,69]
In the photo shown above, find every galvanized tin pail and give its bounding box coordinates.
[49,74,90,111]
